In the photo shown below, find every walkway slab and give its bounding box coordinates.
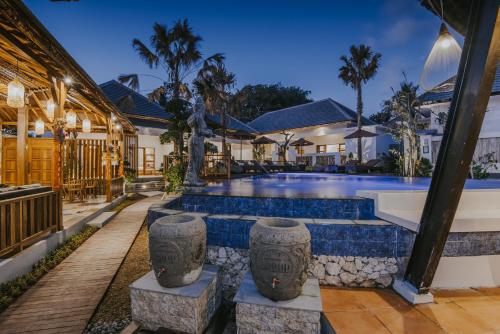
[0,196,160,334]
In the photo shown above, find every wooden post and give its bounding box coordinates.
[105,121,112,202]
[0,121,2,184]
[17,106,28,185]
[119,132,125,177]
[402,0,500,294]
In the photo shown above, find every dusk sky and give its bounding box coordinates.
[24,0,462,117]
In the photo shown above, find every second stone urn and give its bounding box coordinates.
[249,218,311,301]
[149,214,206,288]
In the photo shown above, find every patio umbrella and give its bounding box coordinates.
[228,129,256,160]
[290,138,314,157]
[251,136,277,145]
[344,129,378,140]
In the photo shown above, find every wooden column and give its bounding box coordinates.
[404,0,500,293]
[0,121,2,184]
[105,121,112,202]
[17,106,28,185]
[119,132,125,177]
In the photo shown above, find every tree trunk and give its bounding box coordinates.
[221,108,227,156]
[356,83,363,163]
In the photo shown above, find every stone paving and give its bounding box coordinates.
[0,196,161,334]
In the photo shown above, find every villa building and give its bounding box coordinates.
[247,98,395,165]
[100,84,396,170]
[418,66,500,175]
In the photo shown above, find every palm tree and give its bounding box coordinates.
[119,19,223,156]
[193,59,236,155]
[339,45,381,162]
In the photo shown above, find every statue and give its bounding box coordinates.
[183,98,213,187]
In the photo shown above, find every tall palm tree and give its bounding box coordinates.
[193,59,236,155]
[339,45,381,162]
[119,19,223,155]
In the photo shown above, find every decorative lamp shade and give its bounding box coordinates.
[45,98,56,120]
[111,152,120,166]
[35,120,45,135]
[420,23,462,92]
[115,123,121,130]
[82,118,91,133]
[7,77,25,108]
[65,110,77,129]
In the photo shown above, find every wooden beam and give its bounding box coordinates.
[16,106,28,185]
[0,122,2,184]
[105,119,112,202]
[403,0,500,293]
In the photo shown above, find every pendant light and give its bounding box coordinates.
[419,1,462,92]
[7,77,25,108]
[66,110,77,129]
[45,98,56,121]
[35,119,45,135]
[82,118,91,133]
[7,61,25,108]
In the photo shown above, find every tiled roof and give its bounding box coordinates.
[99,80,173,120]
[207,113,259,134]
[248,98,374,133]
[419,66,500,103]
[127,117,168,130]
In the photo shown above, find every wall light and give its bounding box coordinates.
[82,118,91,133]
[7,77,25,108]
[35,119,45,135]
[66,110,77,129]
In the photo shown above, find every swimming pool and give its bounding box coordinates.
[196,173,500,198]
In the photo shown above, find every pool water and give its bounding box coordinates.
[198,173,500,199]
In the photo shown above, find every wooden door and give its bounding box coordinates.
[2,138,17,185]
[29,138,53,186]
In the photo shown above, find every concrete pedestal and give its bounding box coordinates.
[234,272,322,334]
[130,264,221,334]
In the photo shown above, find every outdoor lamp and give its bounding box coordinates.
[82,118,91,133]
[420,23,462,91]
[45,98,55,120]
[35,119,45,135]
[7,77,25,108]
[115,123,121,130]
[65,110,77,129]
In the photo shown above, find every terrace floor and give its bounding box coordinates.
[322,286,500,333]
[63,195,111,229]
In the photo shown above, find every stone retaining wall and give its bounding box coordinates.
[205,245,398,301]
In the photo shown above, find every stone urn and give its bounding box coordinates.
[249,218,311,301]
[149,214,206,288]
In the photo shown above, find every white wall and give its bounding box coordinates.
[138,134,173,170]
[345,125,395,162]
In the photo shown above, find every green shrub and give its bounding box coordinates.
[164,162,187,193]
[416,158,433,177]
[0,226,98,313]
[471,152,498,179]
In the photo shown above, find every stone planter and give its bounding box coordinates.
[149,214,206,287]
[249,218,311,301]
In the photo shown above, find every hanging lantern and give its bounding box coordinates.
[66,110,77,129]
[7,77,25,108]
[45,98,56,120]
[115,123,121,130]
[420,23,462,92]
[82,118,91,133]
[35,119,45,135]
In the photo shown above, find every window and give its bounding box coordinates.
[316,145,326,154]
[138,147,156,175]
[339,143,346,154]
[295,145,304,155]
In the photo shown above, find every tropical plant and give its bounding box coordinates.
[383,76,425,177]
[471,152,498,179]
[119,19,223,155]
[277,131,294,162]
[369,109,392,124]
[193,58,235,155]
[123,160,136,184]
[253,145,265,162]
[339,45,381,162]
[164,161,187,193]
[228,84,312,122]
[416,157,433,177]
[204,142,218,154]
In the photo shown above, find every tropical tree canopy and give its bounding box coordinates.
[338,44,381,162]
[228,84,312,122]
[119,19,223,155]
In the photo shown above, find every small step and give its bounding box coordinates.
[86,211,118,228]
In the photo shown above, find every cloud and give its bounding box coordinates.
[382,17,419,46]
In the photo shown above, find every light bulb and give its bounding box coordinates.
[420,23,462,92]
[66,110,77,129]
[45,98,55,120]
[7,77,25,108]
[35,120,45,135]
[82,118,91,133]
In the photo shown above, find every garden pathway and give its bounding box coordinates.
[0,196,162,334]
